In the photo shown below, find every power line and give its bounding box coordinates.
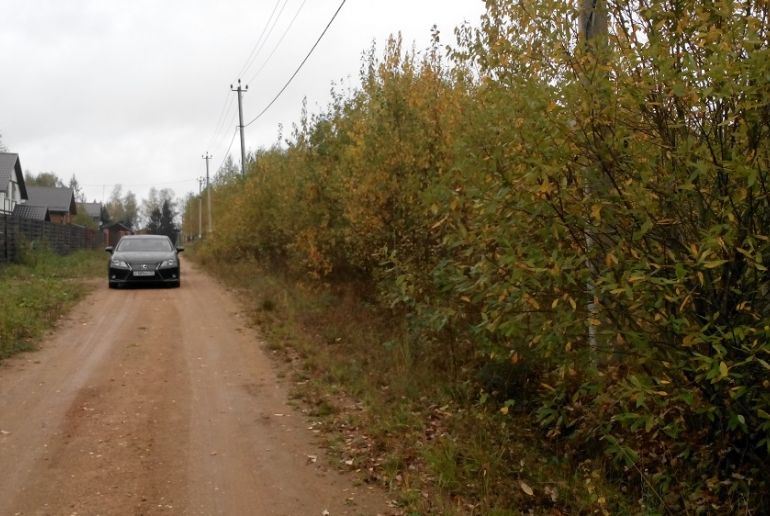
[204,0,284,156]
[244,0,347,128]
[213,127,240,174]
[235,0,285,80]
[207,99,240,177]
[82,178,197,189]
[246,0,309,85]
[207,92,237,152]
[241,0,292,80]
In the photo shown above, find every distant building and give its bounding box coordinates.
[103,222,133,247]
[0,152,28,214]
[78,202,103,227]
[12,204,50,221]
[26,186,77,224]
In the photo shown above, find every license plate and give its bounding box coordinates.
[133,270,155,277]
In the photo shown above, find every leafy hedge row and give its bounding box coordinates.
[190,0,770,510]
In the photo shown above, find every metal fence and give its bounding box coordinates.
[0,214,102,262]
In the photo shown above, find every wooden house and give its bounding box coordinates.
[0,153,28,214]
[26,186,77,224]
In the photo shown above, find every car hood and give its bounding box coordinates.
[112,251,176,262]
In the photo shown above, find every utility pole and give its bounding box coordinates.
[581,0,607,43]
[230,79,248,177]
[202,153,213,234]
[580,0,608,355]
[197,177,204,239]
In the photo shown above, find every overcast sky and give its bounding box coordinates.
[0,0,485,207]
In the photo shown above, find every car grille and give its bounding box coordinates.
[129,262,159,271]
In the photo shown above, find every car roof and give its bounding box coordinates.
[120,235,170,239]
[116,235,174,246]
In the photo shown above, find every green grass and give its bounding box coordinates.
[193,255,633,514]
[0,249,104,359]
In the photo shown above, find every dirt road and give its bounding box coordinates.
[0,260,389,515]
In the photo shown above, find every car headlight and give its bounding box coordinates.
[159,258,178,268]
[110,258,130,269]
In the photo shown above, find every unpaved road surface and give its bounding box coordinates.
[0,260,389,515]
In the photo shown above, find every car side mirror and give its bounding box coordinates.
[105,246,114,254]
[176,247,185,253]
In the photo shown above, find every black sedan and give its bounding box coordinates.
[106,235,184,288]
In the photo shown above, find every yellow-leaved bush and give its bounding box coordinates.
[187,1,770,511]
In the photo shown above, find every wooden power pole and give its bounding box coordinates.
[197,177,204,239]
[230,80,248,177]
[202,153,213,234]
[580,0,608,354]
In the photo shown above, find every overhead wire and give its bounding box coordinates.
[240,0,292,80]
[203,0,293,180]
[235,0,285,81]
[204,0,284,156]
[82,179,198,188]
[201,0,344,195]
[81,178,198,204]
[213,127,240,175]
[246,0,308,85]
[206,92,237,152]
[244,0,347,128]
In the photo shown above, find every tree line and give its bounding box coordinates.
[1,132,179,239]
[20,169,179,239]
[188,0,766,510]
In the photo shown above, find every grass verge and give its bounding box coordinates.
[193,254,632,515]
[0,249,104,359]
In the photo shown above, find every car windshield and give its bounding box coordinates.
[116,238,173,252]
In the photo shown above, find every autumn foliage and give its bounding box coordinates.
[189,0,770,511]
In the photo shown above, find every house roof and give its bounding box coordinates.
[79,202,102,219]
[26,186,77,214]
[0,152,28,198]
[12,204,50,221]
[104,222,132,231]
